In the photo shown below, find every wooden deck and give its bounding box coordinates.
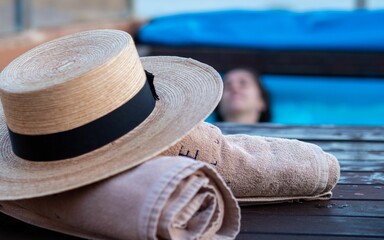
[1,124,384,239]
[141,45,384,78]
[218,123,384,240]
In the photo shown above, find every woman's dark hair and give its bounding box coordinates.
[215,67,272,123]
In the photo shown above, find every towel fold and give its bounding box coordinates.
[0,156,240,239]
[161,122,340,205]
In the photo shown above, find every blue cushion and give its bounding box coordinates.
[139,10,384,51]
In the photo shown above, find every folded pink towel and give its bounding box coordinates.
[0,156,240,239]
[161,122,340,205]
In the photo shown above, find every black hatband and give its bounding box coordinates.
[8,71,158,161]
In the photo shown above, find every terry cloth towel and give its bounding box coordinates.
[161,122,340,205]
[0,156,240,240]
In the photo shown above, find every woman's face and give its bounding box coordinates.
[220,70,265,117]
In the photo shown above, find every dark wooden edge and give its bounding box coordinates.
[215,123,384,141]
[137,44,384,78]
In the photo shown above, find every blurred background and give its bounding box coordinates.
[2,0,384,34]
[1,0,384,126]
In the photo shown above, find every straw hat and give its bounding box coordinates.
[0,29,222,200]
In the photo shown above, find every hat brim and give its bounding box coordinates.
[0,56,223,200]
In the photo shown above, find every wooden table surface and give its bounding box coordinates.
[1,123,383,239]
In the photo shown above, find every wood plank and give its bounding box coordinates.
[144,45,384,78]
[308,141,384,152]
[309,142,384,161]
[0,124,382,240]
[3,214,382,240]
[216,123,384,141]
[237,233,382,240]
[241,200,384,217]
[240,215,384,237]
[329,151,384,161]
[2,199,383,240]
[2,200,383,240]
[339,160,384,172]
[339,172,384,185]
[0,214,80,239]
[0,229,79,240]
[333,185,384,200]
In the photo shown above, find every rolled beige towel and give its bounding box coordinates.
[0,156,240,240]
[161,122,340,205]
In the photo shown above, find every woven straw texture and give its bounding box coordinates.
[0,29,223,200]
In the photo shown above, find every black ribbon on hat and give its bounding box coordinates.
[8,70,159,161]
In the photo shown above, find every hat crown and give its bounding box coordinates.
[0,30,145,135]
